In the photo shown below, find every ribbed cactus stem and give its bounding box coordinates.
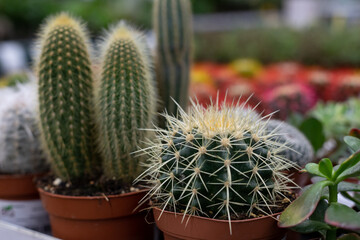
[36,13,98,181]
[154,0,193,118]
[95,22,157,182]
[136,99,297,234]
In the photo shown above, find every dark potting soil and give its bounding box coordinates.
[37,174,142,197]
[159,191,296,221]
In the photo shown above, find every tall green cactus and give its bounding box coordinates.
[154,0,193,120]
[136,100,296,233]
[95,22,157,182]
[36,13,99,181]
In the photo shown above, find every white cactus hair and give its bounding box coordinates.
[0,81,48,174]
[135,97,298,234]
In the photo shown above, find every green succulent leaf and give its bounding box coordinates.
[309,199,328,221]
[299,117,326,151]
[334,152,360,182]
[325,203,360,231]
[341,192,360,206]
[279,181,332,228]
[305,163,327,178]
[345,136,360,153]
[337,233,360,240]
[319,158,333,179]
[338,182,360,192]
[290,219,331,233]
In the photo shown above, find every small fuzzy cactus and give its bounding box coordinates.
[136,99,296,233]
[36,13,99,181]
[95,22,157,182]
[154,0,193,121]
[265,120,314,167]
[0,83,48,174]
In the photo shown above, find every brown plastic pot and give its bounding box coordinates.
[153,207,286,240]
[38,188,153,240]
[0,174,41,200]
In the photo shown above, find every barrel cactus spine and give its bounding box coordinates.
[136,99,297,233]
[95,22,157,183]
[154,0,193,121]
[36,13,99,181]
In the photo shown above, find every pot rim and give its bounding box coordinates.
[153,206,281,224]
[38,187,149,200]
[0,172,45,179]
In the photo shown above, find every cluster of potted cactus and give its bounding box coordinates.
[2,1,360,240]
[190,61,360,120]
[34,12,156,239]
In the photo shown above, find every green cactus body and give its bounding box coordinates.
[154,0,193,117]
[0,84,48,174]
[137,100,296,233]
[95,22,157,182]
[37,13,98,181]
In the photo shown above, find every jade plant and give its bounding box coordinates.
[154,0,193,122]
[279,135,360,239]
[0,83,48,174]
[36,13,157,185]
[95,22,157,182]
[136,99,297,233]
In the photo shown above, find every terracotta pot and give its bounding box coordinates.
[0,174,40,200]
[153,207,286,240]
[0,174,50,232]
[38,188,154,240]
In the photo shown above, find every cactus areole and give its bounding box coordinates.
[137,99,297,233]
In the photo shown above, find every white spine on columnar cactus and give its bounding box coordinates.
[136,99,297,234]
[0,83,48,174]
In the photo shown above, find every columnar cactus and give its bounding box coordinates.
[154,0,193,119]
[137,100,296,233]
[36,13,99,181]
[95,22,157,182]
[0,84,48,174]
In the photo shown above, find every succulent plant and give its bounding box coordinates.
[0,72,30,88]
[310,98,360,140]
[36,13,99,181]
[0,83,48,174]
[136,99,296,233]
[262,83,317,120]
[154,0,193,122]
[95,22,157,182]
[265,120,314,167]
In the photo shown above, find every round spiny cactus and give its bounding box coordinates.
[136,100,296,233]
[265,120,314,167]
[95,22,157,182]
[36,13,99,181]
